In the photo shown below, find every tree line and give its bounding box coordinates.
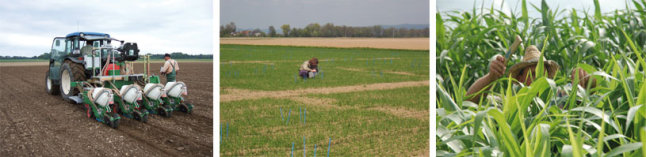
[220,22,429,38]
[0,52,212,60]
[0,53,51,60]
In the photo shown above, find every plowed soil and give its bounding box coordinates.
[0,62,213,156]
[220,37,429,50]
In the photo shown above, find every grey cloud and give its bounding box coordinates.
[221,0,429,29]
[0,0,212,56]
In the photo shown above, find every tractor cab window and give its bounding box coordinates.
[74,39,78,49]
[74,39,87,50]
[78,40,86,48]
[51,38,65,58]
[65,40,72,54]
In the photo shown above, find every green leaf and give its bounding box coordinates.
[488,109,522,156]
[605,142,642,157]
[565,118,583,157]
[570,107,621,133]
[620,29,646,70]
[522,0,529,32]
[437,13,446,50]
[531,123,551,157]
[626,105,643,132]
[593,0,602,20]
[641,127,646,157]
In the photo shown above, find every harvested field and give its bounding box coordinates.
[220,37,429,50]
[0,62,213,156]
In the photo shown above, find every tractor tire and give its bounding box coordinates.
[45,70,60,95]
[60,60,87,101]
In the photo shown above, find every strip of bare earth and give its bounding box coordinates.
[219,58,401,65]
[220,80,429,102]
[220,37,429,50]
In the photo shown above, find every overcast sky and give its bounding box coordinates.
[0,0,212,57]
[220,0,429,29]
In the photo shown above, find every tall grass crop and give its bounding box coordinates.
[437,0,646,156]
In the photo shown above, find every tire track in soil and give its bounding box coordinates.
[0,62,212,156]
[121,114,212,156]
[115,120,185,156]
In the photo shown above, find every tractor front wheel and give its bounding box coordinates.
[45,70,60,95]
[60,61,86,101]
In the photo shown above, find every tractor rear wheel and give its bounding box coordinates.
[60,61,86,101]
[45,70,60,95]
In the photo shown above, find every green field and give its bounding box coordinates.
[220,44,429,156]
[437,0,646,156]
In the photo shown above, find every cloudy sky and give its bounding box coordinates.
[0,0,212,57]
[220,0,429,29]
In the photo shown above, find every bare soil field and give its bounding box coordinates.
[220,80,429,102]
[220,37,429,50]
[0,62,48,67]
[0,62,213,156]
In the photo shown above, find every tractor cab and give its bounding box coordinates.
[46,32,142,102]
[64,32,140,62]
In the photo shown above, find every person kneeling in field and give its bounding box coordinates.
[466,45,597,104]
[299,57,319,78]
